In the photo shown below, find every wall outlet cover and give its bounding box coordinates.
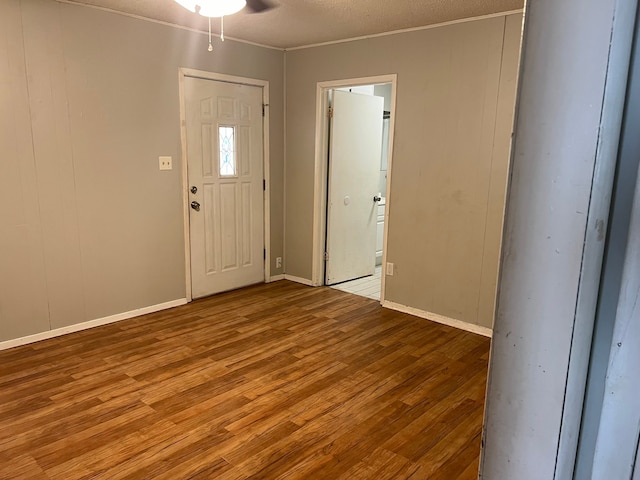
[159,156,172,170]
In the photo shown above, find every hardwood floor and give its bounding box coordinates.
[0,281,490,479]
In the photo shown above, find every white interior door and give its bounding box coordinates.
[184,77,264,299]
[326,89,384,285]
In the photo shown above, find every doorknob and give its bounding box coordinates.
[373,195,382,202]
[191,201,200,212]
[190,186,198,194]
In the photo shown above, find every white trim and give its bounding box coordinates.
[282,49,288,278]
[263,93,272,284]
[178,71,193,302]
[178,68,271,301]
[284,275,315,286]
[382,300,493,338]
[285,10,525,51]
[311,85,331,287]
[0,299,187,352]
[179,68,271,88]
[557,0,639,475]
[268,274,285,282]
[380,80,398,305]
[55,0,283,51]
[311,74,398,298]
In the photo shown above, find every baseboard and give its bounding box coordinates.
[0,298,188,351]
[284,274,316,286]
[382,300,493,338]
[267,274,285,282]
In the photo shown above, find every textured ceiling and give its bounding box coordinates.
[62,0,524,49]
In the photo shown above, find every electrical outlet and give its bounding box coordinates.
[159,156,172,170]
[275,257,282,269]
[386,262,394,276]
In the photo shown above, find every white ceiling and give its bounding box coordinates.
[62,0,524,49]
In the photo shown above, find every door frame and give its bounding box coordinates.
[178,68,270,302]
[311,74,398,302]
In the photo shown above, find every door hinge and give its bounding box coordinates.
[262,103,269,117]
[264,249,266,260]
[327,107,333,118]
[263,179,266,191]
[324,252,329,261]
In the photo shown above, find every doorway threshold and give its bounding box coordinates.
[330,266,382,300]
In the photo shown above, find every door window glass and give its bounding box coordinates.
[219,126,236,176]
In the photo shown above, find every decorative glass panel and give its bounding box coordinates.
[219,126,236,177]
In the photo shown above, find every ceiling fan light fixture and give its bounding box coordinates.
[174,0,247,17]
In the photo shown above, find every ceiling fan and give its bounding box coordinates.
[244,0,274,13]
[174,0,276,50]
[174,0,274,17]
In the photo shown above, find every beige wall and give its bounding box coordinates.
[0,0,284,342]
[284,14,522,328]
[0,1,518,342]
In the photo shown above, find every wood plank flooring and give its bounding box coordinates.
[0,281,490,479]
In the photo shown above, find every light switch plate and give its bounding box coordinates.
[159,156,172,171]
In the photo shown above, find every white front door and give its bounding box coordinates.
[184,76,264,299]
[325,90,384,285]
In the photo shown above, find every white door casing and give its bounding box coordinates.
[325,90,384,285]
[184,76,264,299]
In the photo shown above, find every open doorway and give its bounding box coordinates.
[311,75,397,302]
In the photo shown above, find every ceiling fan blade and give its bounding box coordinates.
[245,0,274,13]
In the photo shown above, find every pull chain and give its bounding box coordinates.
[221,16,225,42]
[208,17,213,51]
